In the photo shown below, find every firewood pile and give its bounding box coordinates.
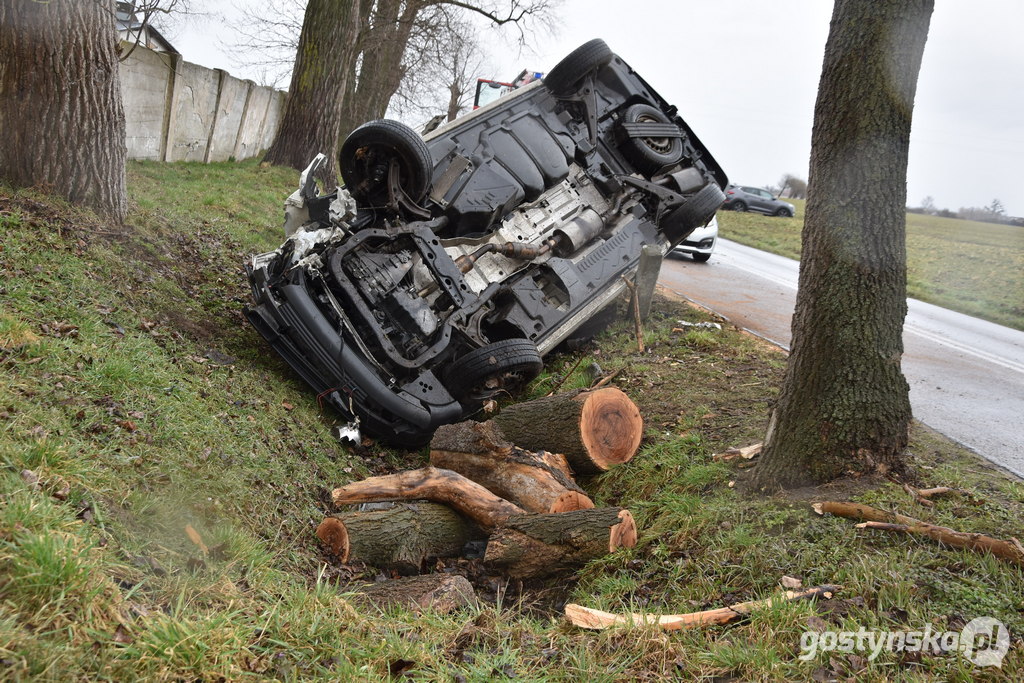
[317,388,644,600]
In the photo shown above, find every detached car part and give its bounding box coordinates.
[245,39,727,446]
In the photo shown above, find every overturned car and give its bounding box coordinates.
[245,39,727,446]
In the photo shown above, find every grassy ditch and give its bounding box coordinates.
[1,161,1021,680]
[716,199,1024,331]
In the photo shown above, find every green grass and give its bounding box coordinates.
[717,199,1024,330]
[1,162,1021,679]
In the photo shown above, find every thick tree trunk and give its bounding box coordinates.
[0,0,127,222]
[429,421,594,513]
[493,388,643,474]
[753,0,933,489]
[263,0,362,183]
[484,508,637,578]
[316,501,483,572]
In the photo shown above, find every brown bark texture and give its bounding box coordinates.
[493,388,643,475]
[352,573,478,613]
[316,501,483,572]
[331,466,525,529]
[814,501,1024,567]
[0,0,127,221]
[753,0,934,489]
[263,0,362,182]
[484,507,637,578]
[429,421,594,513]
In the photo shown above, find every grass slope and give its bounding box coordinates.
[717,199,1024,331]
[1,162,1021,680]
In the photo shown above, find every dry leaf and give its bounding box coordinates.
[185,524,209,555]
[781,575,803,589]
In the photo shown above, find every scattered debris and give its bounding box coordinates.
[185,524,209,556]
[674,320,722,331]
[780,575,803,589]
[813,501,1024,568]
[713,442,763,462]
[565,585,841,631]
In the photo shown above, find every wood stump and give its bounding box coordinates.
[316,501,483,573]
[484,507,638,578]
[352,574,478,614]
[493,388,643,474]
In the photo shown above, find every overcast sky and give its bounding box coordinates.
[170,1,1023,216]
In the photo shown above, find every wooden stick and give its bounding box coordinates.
[565,585,841,631]
[814,501,1024,567]
[621,276,644,352]
[332,467,525,529]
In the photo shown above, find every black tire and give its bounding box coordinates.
[660,183,726,244]
[731,201,747,212]
[445,339,543,403]
[339,119,433,208]
[619,103,683,174]
[543,39,613,97]
[691,252,712,263]
[774,207,793,217]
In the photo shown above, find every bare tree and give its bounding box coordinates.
[752,0,933,490]
[779,174,807,199]
[262,0,556,182]
[1,0,127,222]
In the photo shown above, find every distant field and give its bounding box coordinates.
[717,198,1024,331]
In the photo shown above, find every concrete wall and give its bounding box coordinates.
[119,43,286,163]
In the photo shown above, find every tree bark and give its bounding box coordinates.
[316,501,483,572]
[484,507,637,578]
[753,0,933,489]
[331,466,525,529]
[351,573,478,613]
[493,388,643,474]
[263,0,363,183]
[0,0,127,222]
[429,421,594,513]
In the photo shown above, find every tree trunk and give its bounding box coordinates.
[0,0,127,222]
[316,501,483,572]
[752,0,933,489]
[263,0,363,183]
[429,421,594,513]
[484,508,637,578]
[493,388,643,474]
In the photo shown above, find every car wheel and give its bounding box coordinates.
[445,339,543,404]
[691,252,711,263]
[543,39,613,97]
[775,207,793,217]
[659,183,726,243]
[339,119,433,208]
[619,103,683,174]
[732,201,747,212]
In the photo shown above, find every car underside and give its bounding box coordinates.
[244,39,727,446]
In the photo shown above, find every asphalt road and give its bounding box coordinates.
[659,238,1024,478]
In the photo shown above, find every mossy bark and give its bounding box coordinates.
[753,0,933,490]
[263,0,363,183]
[0,0,127,222]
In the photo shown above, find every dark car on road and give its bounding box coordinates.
[244,39,728,446]
[723,184,795,216]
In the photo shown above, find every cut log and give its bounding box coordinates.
[493,388,643,475]
[484,507,637,578]
[565,584,842,631]
[430,421,594,513]
[351,574,478,614]
[316,502,483,572]
[331,466,524,529]
[813,501,1024,568]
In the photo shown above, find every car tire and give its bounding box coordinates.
[339,119,433,208]
[731,201,747,212]
[659,183,726,243]
[691,252,711,263]
[445,339,543,403]
[619,103,684,174]
[543,39,613,97]
[774,207,793,217]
